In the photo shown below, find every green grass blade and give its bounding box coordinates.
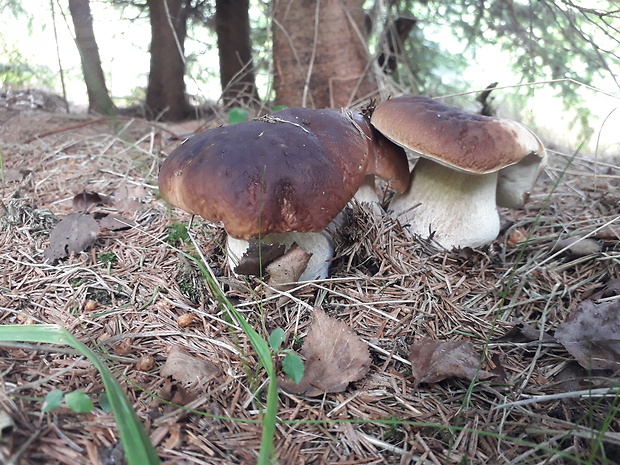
[258,375,279,464]
[150,223,280,464]
[0,325,160,465]
[186,252,279,464]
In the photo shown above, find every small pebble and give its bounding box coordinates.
[177,313,194,327]
[136,355,156,371]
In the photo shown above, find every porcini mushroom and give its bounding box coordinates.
[370,95,547,248]
[355,122,411,208]
[159,107,408,281]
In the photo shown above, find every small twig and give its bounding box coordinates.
[341,108,371,140]
[23,117,108,143]
[51,421,83,453]
[357,430,413,457]
[365,339,411,366]
[50,0,69,113]
[514,214,620,275]
[505,432,567,465]
[257,115,310,133]
[493,387,620,410]
[415,432,443,465]
[302,0,320,108]
[0,341,81,357]
[437,78,620,101]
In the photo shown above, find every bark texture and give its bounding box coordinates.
[272,0,377,108]
[68,0,115,115]
[216,0,260,105]
[146,0,192,121]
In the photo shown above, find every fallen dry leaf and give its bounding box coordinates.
[112,182,147,213]
[43,212,99,262]
[1,168,30,184]
[93,211,134,231]
[72,190,113,212]
[488,353,508,383]
[234,239,286,275]
[160,345,219,389]
[494,320,554,343]
[590,278,620,300]
[555,296,620,371]
[279,307,370,397]
[553,236,601,257]
[408,339,495,385]
[266,243,311,290]
[551,361,614,392]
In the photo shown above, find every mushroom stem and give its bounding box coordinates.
[352,175,387,217]
[496,151,546,208]
[227,231,335,282]
[354,175,381,205]
[389,158,500,248]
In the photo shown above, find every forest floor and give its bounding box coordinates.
[0,97,619,465]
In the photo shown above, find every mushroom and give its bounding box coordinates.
[159,107,408,281]
[355,121,411,208]
[370,95,547,248]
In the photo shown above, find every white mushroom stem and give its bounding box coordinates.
[353,175,385,216]
[389,157,500,249]
[496,151,546,208]
[354,175,381,204]
[227,230,335,281]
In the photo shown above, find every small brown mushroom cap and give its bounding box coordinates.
[348,111,410,193]
[371,95,542,174]
[159,108,373,240]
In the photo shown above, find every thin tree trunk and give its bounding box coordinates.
[215,0,260,106]
[272,0,377,108]
[377,16,417,74]
[146,0,192,121]
[68,0,115,115]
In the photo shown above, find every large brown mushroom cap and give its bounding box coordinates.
[371,95,542,174]
[158,108,372,240]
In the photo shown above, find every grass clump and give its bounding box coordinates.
[165,223,189,246]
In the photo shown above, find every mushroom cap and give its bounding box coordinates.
[367,125,410,193]
[349,112,410,193]
[370,95,543,174]
[158,108,373,240]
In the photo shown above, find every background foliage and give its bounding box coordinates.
[0,0,619,150]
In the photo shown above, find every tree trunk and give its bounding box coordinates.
[68,0,115,116]
[215,0,260,106]
[146,0,192,121]
[272,0,377,109]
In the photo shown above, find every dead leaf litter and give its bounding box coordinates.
[1,106,619,464]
